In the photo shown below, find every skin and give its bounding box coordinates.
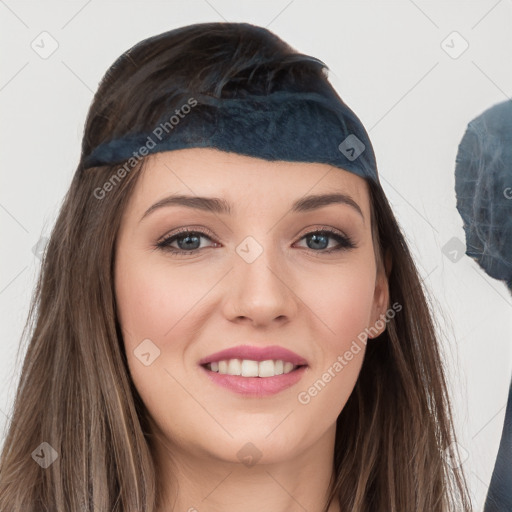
[114,148,390,512]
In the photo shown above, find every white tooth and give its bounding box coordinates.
[258,360,275,377]
[211,359,297,377]
[241,359,259,377]
[283,362,295,374]
[227,358,242,375]
[218,360,228,374]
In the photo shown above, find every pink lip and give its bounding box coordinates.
[200,365,308,397]
[198,344,308,366]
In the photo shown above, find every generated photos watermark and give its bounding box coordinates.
[93,97,198,200]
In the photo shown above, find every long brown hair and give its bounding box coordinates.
[0,22,472,511]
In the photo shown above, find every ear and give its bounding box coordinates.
[369,248,392,339]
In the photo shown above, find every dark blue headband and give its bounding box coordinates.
[82,89,379,184]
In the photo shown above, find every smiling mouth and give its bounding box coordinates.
[202,359,307,378]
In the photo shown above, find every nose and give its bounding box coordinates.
[222,240,298,327]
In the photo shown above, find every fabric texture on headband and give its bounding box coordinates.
[455,100,512,291]
[82,89,379,184]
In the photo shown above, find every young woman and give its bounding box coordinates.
[0,22,472,511]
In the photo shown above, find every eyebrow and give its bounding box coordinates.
[139,192,365,222]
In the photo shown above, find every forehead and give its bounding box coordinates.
[131,147,370,217]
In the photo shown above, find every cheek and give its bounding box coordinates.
[115,253,204,345]
[308,259,377,346]
[114,252,224,407]
[296,259,376,410]
[114,254,207,426]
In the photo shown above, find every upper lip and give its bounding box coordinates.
[199,345,308,366]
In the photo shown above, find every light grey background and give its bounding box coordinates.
[1,1,511,510]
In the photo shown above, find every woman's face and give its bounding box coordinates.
[115,147,389,465]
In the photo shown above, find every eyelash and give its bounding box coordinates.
[155,226,356,256]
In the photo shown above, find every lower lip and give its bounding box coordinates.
[200,365,307,397]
